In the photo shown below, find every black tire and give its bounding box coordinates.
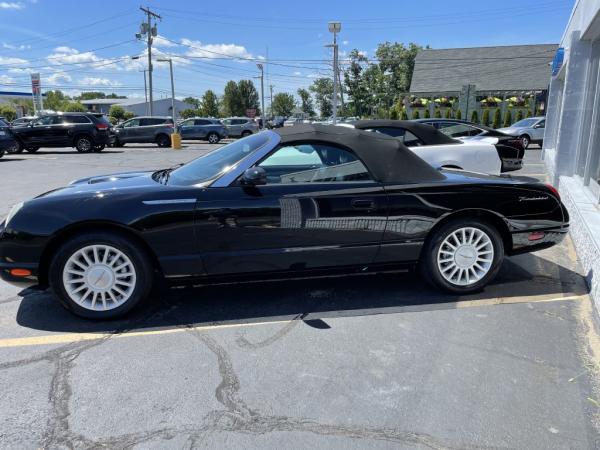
[156,134,170,147]
[10,140,24,153]
[111,138,124,148]
[93,144,105,152]
[75,135,93,153]
[241,130,252,137]
[207,132,220,144]
[519,134,530,149]
[0,150,3,158]
[25,146,39,153]
[420,218,504,294]
[48,231,154,320]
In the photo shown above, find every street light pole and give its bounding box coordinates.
[327,21,341,124]
[158,58,176,120]
[141,69,148,115]
[138,7,161,116]
[255,63,265,129]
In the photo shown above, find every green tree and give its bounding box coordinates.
[271,93,296,116]
[455,109,462,120]
[424,108,431,118]
[221,81,242,117]
[237,79,260,115]
[411,109,420,119]
[0,105,16,121]
[200,90,220,117]
[108,104,126,121]
[492,108,501,128]
[180,109,201,119]
[309,77,333,118]
[375,42,423,95]
[44,90,70,111]
[63,101,86,112]
[343,49,370,117]
[297,88,315,116]
[516,109,524,122]
[182,96,200,109]
[123,111,135,120]
[434,109,441,118]
[503,110,512,127]
[482,109,490,126]
[470,110,478,123]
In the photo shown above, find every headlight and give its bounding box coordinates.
[5,202,23,226]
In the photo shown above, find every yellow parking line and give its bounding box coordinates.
[0,294,588,349]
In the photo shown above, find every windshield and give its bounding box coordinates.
[512,119,538,128]
[165,132,272,186]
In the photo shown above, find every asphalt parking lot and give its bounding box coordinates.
[1,143,600,449]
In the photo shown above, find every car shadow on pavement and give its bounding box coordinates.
[15,251,589,335]
[30,150,125,155]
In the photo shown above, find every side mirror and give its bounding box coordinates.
[241,167,267,186]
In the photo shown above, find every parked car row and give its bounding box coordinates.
[0,123,568,319]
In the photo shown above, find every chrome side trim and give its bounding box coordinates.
[142,199,196,205]
[210,131,281,188]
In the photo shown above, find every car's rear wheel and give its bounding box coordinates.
[156,134,170,147]
[49,232,153,319]
[207,132,220,144]
[93,144,105,152]
[241,130,252,137]
[420,219,504,294]
[9,140,23,153]
[111,138,124,147]
[25,146,39,153]
[520,134,530,149]
[75,136,93,153]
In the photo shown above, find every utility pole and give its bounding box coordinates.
[269,84,274,117]
[157,58,176,120]
[327,22,341,124]
[141,69,148,115]
[137,6,161,116]
[256,63,265,128]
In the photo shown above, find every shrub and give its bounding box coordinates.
[411,109,420,119]
[400,109,408,120]
[445,109,452,119]
[455,109,462,120]
[390,108,398,120]
[108,105,126,121]
[107,116,118,125]
[516,110,524,122]
[470,110,478,123]
[503,110,512,128]
[492,108,501,129]
[123,111,135,120]
[434,109,441,118]
[0,105,16,122]
[63,101,86,112]
[424,108,431,118]
[482,109,490,126]
[526,109,533,118]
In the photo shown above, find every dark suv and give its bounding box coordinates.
[0,117,17,158]
[11,113,110,153]
[110,116,174,147]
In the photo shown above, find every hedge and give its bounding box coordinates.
[492,109,501,129]
[411,109,420,119]
[503,110,512,128]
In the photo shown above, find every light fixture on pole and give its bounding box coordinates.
[255,63,265,128]
[157,58,176,120]
[327,21,341,124]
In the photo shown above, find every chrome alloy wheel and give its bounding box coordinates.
[437,227,494,286]
[62,244,137,311]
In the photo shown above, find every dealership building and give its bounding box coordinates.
[543,0,600,307]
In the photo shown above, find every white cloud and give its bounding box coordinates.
[153,35,177,48]
[0,74,14,84]
[0,55,28,65]
[2,42,29,50]
[78,77,122,87]
[293,71,302,76]
[46,72,72,84]
[181,38,254,61]
[306,73,321,78]
[47,46,101,66]
[358,50,368,57]
[0,2,24,9]
[342,40,349,45]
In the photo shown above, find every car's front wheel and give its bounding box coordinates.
[9,140,23,153]
[207,132,220,144]
[156,134,170,147]
[241,130,252,137]
[49,232,154,319]
[520,134,530,149]
[421,219,504,294]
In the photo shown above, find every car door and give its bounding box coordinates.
[194,119,211,139]
[52,116,74,146]
[24,116,55,145]
[195,142,389,275]
[118,119,140,143]
[532,119,545,141]
[178,119,195,139]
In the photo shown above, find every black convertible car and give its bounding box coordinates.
[0,125,568,319]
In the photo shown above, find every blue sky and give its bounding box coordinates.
[0,0,574,100]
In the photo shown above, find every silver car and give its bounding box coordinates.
[496,116,545,149]
[177,117,228,144]
[221,117,259,138]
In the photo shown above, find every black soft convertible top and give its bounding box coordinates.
[274,124,445,183]
[353,119,459,146]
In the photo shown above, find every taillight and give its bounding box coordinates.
[96,123,109,130]
[546,184,560,200]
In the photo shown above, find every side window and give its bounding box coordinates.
[195,119,211,125]
[402,130,424,146]
[139,118,155,126]
[123,119,140,128]
[65,115,91,124]
[537,120,545,129]
[437,123,479,138]
[34,116,54,126]
[258,143,372,184]
[367,127,424,146]
[180,119,194,127]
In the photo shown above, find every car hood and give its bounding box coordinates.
[35,170,160,200]
[496,127,522,135]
